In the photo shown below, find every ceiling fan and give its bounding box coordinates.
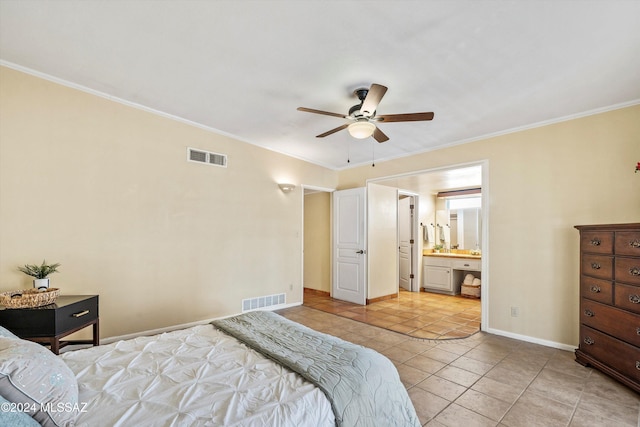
[297,83,434,143]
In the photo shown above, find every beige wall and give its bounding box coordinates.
[0,67,337,338]
[339,105,640,346]
[303,191,331,292]
[2,65,639,348]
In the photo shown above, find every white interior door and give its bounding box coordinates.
[332,187,366,305]
[398,197,411,291]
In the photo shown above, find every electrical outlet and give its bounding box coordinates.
[511,307,519,317]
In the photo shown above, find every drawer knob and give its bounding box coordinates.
[72,310,90,318]
[590,262,601,270]
[629,295,640,304]
[583,337,595,345]
[636,327,640,336]
[589,238,601,246]
[637,361,640,371]
[629,267,640,276]
[589,285,601,293]
[630,239,640,249]
[584,309,595,317]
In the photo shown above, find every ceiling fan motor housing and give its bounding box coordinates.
[349,88,372,119]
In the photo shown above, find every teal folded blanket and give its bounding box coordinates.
[212,311,420,427]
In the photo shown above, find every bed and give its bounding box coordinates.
[1,311,419,427]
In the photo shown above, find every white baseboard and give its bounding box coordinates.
[485,327,576,352]
[101,301,302,344]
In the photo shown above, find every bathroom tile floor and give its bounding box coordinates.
[303,288,481,340]
[278,305,640,427]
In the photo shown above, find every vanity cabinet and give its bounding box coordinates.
[423,255,481,295]
[423,264,453,293]
[574,223,640,393]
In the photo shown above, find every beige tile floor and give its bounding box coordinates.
[278,305,640,427]
[303,288,482,339]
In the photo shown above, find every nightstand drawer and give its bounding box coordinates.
[0,295,98,338]
[54,296,98,336]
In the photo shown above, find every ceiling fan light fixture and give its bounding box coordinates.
[348,121,376,139]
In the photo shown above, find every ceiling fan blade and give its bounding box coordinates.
[373,126,389,143]
[360,84,388,116]
[376,112,434,122]
[316,124,349,138]
[297,107,347,119]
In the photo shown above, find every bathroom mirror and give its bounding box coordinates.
[449,207,481,249]
[435,196,482,249]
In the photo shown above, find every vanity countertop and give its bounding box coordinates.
[423,251,481,260]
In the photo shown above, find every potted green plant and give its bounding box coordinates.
[433,244,443,253]
[18,260,61,291]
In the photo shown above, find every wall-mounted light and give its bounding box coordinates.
[278,183,296,193]
[436,188,482,199]
[347,121,376,139]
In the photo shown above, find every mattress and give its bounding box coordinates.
[61,324,334,427]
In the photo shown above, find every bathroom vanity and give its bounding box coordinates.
[422,253,481,295]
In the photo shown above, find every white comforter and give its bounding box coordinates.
[61,324,335,427]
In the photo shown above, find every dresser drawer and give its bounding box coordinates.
[615,231,640,257]
[615,256,640,286]
[580,325,640,383]
[580,231,614,254]
[581,254,613,280]
[614,283,640,314]
[581,299,640,346]
[580,276,612,304]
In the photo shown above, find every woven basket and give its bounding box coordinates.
[461,284,481,299]
[0,288,60,309]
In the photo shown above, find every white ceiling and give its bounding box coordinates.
[372,165,482,195]
[1,1,639,170]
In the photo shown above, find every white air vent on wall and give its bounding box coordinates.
[242,293,286,312]
[187,147,227,168]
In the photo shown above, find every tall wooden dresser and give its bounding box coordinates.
[574,223,640,393]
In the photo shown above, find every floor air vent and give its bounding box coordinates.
[242,293,286,312]
[187,147,227,168]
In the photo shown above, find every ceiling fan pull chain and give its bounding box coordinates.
[371,140,375,167]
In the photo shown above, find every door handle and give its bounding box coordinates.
[356,250,364,254]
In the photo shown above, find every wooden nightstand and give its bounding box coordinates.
[0,295,99,354]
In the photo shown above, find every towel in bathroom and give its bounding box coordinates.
[472,278,481,286]
[422,224,436,243]
[464,274,475,285]
[443,226,451,244]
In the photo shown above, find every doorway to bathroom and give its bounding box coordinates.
[367,161,488,331]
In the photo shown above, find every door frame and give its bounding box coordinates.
[301,184,335,301]
[366,160,489,332]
